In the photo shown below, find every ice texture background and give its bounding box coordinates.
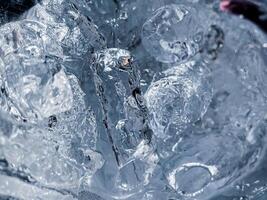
[0,0,267,200]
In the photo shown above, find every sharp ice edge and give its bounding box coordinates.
[0,0,267,200]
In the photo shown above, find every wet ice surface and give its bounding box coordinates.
[0,0,267,200]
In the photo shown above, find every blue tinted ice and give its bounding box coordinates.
[0,1,267,200]
[144,60,213,139]
[141,4,205,63]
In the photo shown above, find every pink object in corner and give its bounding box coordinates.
[220,0,231,11]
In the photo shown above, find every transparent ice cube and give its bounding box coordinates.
[142,4,205,63]
[144,60,213,139]
[0,20,72,122]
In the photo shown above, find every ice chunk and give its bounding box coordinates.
[142,4,205,63]
[90,48,158,198]
[0,73,103,190]
[91,48,141,166]
[0,20,72,122]
[25,2,106,58]
[5,65,73,121]
[0,20,63,58]
[144,60,213,139]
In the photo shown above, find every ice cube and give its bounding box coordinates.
[0,20,72,122]
[142,4,205,63]
[144,60,213,139]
